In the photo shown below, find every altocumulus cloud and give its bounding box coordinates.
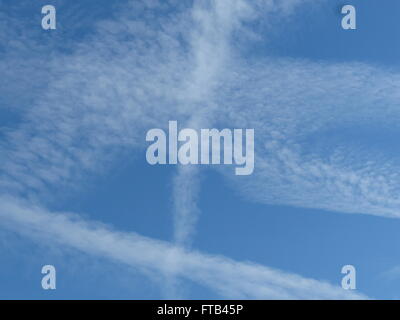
[0,0,389,298]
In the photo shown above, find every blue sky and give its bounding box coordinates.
[1,0,400,299]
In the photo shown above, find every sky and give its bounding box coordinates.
[1,0,400,299]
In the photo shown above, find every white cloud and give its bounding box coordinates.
[0,0,394,299]
[218,58,400,218]
[0,195,367,299]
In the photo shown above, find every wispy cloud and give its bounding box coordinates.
[217,58,400,218]
[170,0,327,246]
[0,0,392,299]
[0,195,367,299]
